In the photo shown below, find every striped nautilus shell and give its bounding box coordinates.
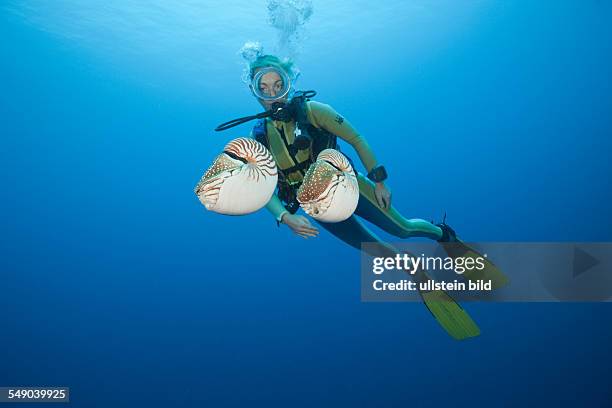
[194,138,278,215]
[297,149,359,222]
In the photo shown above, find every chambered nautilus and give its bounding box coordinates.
[297,149,359,222]
[194,138,278,215]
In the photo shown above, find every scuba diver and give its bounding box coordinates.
[199,48,507,340]
[217,54,446,242]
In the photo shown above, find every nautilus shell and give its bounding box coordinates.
[194,138,278,215]
[297,149,359,222]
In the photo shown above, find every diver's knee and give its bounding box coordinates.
[391,219,435,239]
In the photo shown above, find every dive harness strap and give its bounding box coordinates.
[253,119,303,217]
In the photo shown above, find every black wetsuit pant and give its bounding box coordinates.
[315,173,442,257]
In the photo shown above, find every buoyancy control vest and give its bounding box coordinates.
[252,93,340,214]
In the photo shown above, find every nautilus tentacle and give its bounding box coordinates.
[297,149,359,222]
[194,138,278,215]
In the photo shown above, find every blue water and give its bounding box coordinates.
[1,1,611,406]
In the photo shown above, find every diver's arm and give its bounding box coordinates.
[265,194,319,237]
[306,101,378,173]
[265,194,288,223]
[307,101,392,208]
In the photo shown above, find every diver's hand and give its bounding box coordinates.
[375,182,392,209]
[281,213,319,239]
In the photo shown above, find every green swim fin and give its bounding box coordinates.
[411,268,480,340]
[419,288,481,340]
[441,239,509,290]
[436,219,509,290]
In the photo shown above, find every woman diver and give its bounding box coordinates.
[200,46,507,340]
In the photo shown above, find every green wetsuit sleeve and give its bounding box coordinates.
[265,193,288,222]
[306,101,379,173]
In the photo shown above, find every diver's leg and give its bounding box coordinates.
[355,173,508,288]
[355,173,443,240]
[357,174,511,289]
[315,215,480,340]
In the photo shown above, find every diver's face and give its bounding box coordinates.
[254,70,287,109]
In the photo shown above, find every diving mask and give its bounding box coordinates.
[250,66,292,101]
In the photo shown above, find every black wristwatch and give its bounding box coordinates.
[367,165,388,183]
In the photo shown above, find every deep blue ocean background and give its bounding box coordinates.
[1,1,611,406]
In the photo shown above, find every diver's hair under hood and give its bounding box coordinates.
[249,55,297,79]
[239,41,299,81]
